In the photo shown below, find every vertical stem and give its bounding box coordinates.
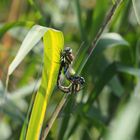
[41,94,68,140]
[79,0,123,73]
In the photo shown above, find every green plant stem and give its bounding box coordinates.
[41,0,123,139]
[41,94,68,140]
[79,0,123,73]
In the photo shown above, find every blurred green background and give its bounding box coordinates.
[0,0,140,140]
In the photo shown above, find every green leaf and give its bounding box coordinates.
[7,25,64,140]
[95,32,129,54]
[26,29,64,140]
[26,28,64,140]
[117,64,140,77]
[8,25,48,75]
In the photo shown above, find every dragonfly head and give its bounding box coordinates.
[79,77,85,85]
[64,47,72,54]
[63,47,74,63]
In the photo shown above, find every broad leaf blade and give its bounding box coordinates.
[117,64,140,77]
[8,25,48,75]
[7,25,64,140]
[25,29,64,140]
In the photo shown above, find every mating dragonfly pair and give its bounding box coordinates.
[57,47,85,93]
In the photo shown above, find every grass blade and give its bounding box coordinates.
[8,25,48,75]
[25,29,64,140]
[7,25,64,140]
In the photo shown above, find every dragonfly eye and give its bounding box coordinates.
[64,47,72,54]
[79,77,85,85]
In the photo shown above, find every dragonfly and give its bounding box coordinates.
[57,47,85,94]
[27,44,86,123]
